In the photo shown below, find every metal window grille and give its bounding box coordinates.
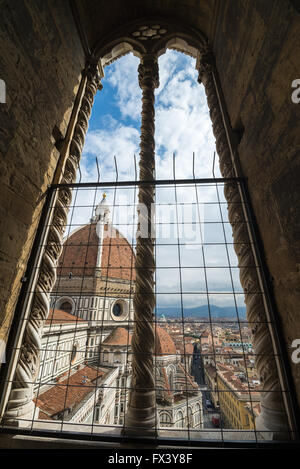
[0,157,298,446]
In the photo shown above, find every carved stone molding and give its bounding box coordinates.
[124,54,159,435]
[197,44,289,436]
[3,63,102,426]
[132,24,168,41]
[96,18,207,70]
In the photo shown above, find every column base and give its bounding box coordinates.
[122,390,158,438]
[255,405,291,440]
[2,388,35,428]
[122,425,158,438]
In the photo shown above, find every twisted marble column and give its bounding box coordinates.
[124,54,159,435]
[3,63,102,426]
[197,45,289,436]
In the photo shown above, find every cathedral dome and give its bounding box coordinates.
[102,327,132,346]
[57,222,136,281]
[101,325,177,356]
[155,326,177,356]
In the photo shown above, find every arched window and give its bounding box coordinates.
[186,407,193,428]
[105,411,110,424]
[168,368,174,392]
[60,301,72,313]
[60,301,72,314]
[176,411,184,428]
[94,406,100,422]
[195,403,201,424]
[160,412,171,426]
[114,351,122,363]
[70,343,78,364]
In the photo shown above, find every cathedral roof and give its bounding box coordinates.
[35,365,106,420]
[57,223,136,281]
[46,309,86,325]
[102,327,132,346]
[155,325,177,356]
[102,325,177,356]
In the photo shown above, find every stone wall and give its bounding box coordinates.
[0,0,85,345]
[213,0,300,405]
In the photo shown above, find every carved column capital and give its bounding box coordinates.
[86,62,104,92]
[138,54,159,90]
[196,43,214,84]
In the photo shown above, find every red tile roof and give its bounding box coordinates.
[102,325,177,356]
[155,326,177,356]
[46,309,85,325]
[35,366,105,419]
[102,327,132,346]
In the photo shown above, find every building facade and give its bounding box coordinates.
[34,195,203,431]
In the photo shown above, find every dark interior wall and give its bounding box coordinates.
[0,0,85,344]
[213,0,300,403]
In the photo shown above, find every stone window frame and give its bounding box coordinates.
[176,410,184,428]
[0,17,297,444]
[55,296,76,315]
[110,298,129,321]
[160,411,172,424]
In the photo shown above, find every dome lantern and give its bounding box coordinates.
[94,193,110,223]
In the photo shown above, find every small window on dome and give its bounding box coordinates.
[60,301,72,314]
[113,303,122,317]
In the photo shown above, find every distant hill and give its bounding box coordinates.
[155,304,247,319]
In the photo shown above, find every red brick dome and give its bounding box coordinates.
[101,326,177,356]
[155,326,177,356]
[57,223,136,281]
[102,327,132,346]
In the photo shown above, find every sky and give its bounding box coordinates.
[81,49,220,182]
[67,50,244,314]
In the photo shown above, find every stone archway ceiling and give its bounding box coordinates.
[90,17,212,71]
[96,18,207,68]
[132,24,168,40]
[73,0,219,60]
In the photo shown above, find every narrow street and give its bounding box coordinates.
[191,343,220,429]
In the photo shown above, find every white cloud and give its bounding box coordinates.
[83,122,140,181]
[156,49,179,90]
[106,54,141,121]
[155,51,219,181]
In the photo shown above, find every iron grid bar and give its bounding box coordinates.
[51,177,244,189]
[0,425,299,449]
[0,175,299,443]
[239,181,300,436]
